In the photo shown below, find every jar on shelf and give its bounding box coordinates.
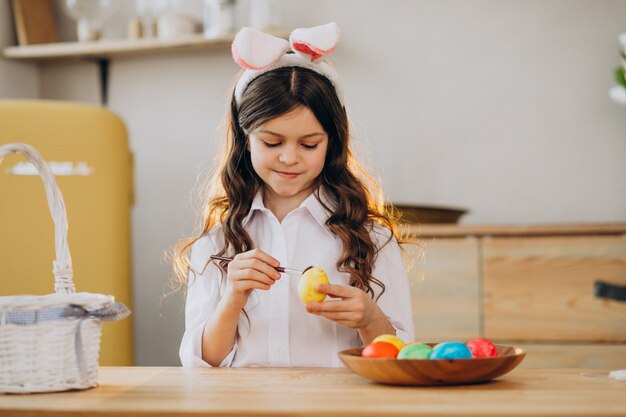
[135,0,168,38]
[203,0,235,38]
[249,0,277,31]
[62,0,120,42]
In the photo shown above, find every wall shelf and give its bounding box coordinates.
[2,33,241,61]
[2,31,287,105]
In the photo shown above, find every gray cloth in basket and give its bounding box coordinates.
[2,302,130,325]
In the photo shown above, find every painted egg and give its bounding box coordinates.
[361,341,399,358]
[297,267,329,303]
[397,343,433,359]
[372,334,405,351]
[429,341,472,359]
[466,338,498,358]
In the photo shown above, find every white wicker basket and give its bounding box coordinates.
[0,143,129,394]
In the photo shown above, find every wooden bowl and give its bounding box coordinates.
[338,344,526,386]
[386,204,468,224]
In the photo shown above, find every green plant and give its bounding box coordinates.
[609,35,626,105]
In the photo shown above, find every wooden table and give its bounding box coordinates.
[0,367,624,416]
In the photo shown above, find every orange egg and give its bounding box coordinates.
[362,341,399,358]
[372,334,404,351]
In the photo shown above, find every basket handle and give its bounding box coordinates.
[0,143,75,295]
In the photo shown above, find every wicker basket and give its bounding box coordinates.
[0,143,129,394]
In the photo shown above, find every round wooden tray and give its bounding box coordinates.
[338,344,526,386]
[387,204,468,224]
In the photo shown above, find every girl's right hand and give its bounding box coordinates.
[223,248,281,310]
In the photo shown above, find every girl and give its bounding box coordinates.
[176,23,415,367]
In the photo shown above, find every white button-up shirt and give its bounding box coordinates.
[179,188,414,367]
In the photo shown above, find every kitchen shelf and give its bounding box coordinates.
[2,31,287,105]
[4,33,236,61]
[2,31,287,61]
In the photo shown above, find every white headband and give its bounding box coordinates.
[231,22,344,106]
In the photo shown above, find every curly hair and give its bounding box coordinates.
[173,66,413,299]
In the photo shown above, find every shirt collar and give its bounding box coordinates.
[242,189,266,227]
[300,187,336,238]
[242,187,337,238]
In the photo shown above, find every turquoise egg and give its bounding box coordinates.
[430,342,472,359]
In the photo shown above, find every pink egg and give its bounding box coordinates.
[466,338,498,358]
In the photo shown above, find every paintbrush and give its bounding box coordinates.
[209,255,312,276]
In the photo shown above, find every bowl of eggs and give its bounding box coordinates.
[338,335,526,386]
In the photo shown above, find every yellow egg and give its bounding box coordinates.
[372,334,405,351]
[298,267,329,303]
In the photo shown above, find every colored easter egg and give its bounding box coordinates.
[397,343,433,360]
[298,267,329,303]
[466,338,498,358]
[430,341,472,360]
[372,334,405,351]
[362,341,399,359]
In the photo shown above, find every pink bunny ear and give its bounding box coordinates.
[289,22,340,62]
[232,27,290,70]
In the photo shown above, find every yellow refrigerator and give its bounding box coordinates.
[0,100,134,365]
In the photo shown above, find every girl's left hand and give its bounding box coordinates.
[305,283,385,330]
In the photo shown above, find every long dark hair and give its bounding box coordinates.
[174,66,412,299]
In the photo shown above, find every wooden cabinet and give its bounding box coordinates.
[404,223,626,368]
[483,235,626,342]
[404,238,480,341]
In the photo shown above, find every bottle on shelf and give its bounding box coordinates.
[62,0,120,42]
[203,0,235,38]
[249,0,277,31]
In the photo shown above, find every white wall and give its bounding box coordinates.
[3,0,626,365]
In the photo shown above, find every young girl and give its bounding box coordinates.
[176,22,415,367]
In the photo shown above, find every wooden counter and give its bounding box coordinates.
[0,367,624,416]
[404,222,626,238]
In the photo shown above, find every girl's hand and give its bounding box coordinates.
[304,284,384,330]
[222,248,281,310]
[305,283,396,343]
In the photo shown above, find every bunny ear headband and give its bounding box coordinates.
[232,22,344,106]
